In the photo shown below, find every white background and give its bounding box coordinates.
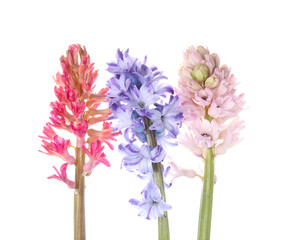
[1,0,290,239]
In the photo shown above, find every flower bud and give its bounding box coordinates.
[211,53,220,68]
[220,64,230,78]
[205,74,219,88]
[190,64,209,82]
[197,46,208,58]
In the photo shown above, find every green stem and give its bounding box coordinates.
[197,148,215,240]
[74,147,86,240]
[153,162,170,240]
[143,117,170,240]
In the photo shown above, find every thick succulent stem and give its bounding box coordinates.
[143,117,170,240]
[74,147,86,240]
[197,147,215,240]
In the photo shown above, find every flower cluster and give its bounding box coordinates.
[175,45,245,180]
[40,44,118,188]
[106,49,182,219]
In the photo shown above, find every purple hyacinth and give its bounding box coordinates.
[107,49,183,220]
[119,144,166,174]
[129,180,172,220]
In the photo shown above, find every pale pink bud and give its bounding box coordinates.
[211,53,220,68]
[190,64,209,82]
[196,46,209,58]
[178,67,202,91]
[205,74,219,88]
[220,64,230,78]
[204,54,216,75]
[183,46,203,67]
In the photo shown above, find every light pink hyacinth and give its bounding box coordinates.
[168,162,197,184]
[194,88,213,106]
[173,45,245,180]
[192,119,220,149]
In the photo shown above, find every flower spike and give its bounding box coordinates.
[175,45,245,240]
[39,44,120,239]
[107,49,182,239]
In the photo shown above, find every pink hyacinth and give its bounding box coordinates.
[175,45,245,179]
[40,136,75,164]
[192,119,220,149]
[70,120,89,147]
[39,123,57,141]
[177,126,202,157]
[216,117,244,155]
[48,163,75,189]
[194,88,213,107]
[82,141,110,175]
[168,162,197,184]
[87,121,119,150]
[39,44,120,188]
[71,101,86,119]
[177,46,244,154]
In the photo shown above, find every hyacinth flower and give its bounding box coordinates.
[39,44,118,240]
[106,49,183,240]
[175,46,245,240]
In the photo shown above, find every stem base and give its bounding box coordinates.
[197,148,215,240]
[74,148,86,240]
